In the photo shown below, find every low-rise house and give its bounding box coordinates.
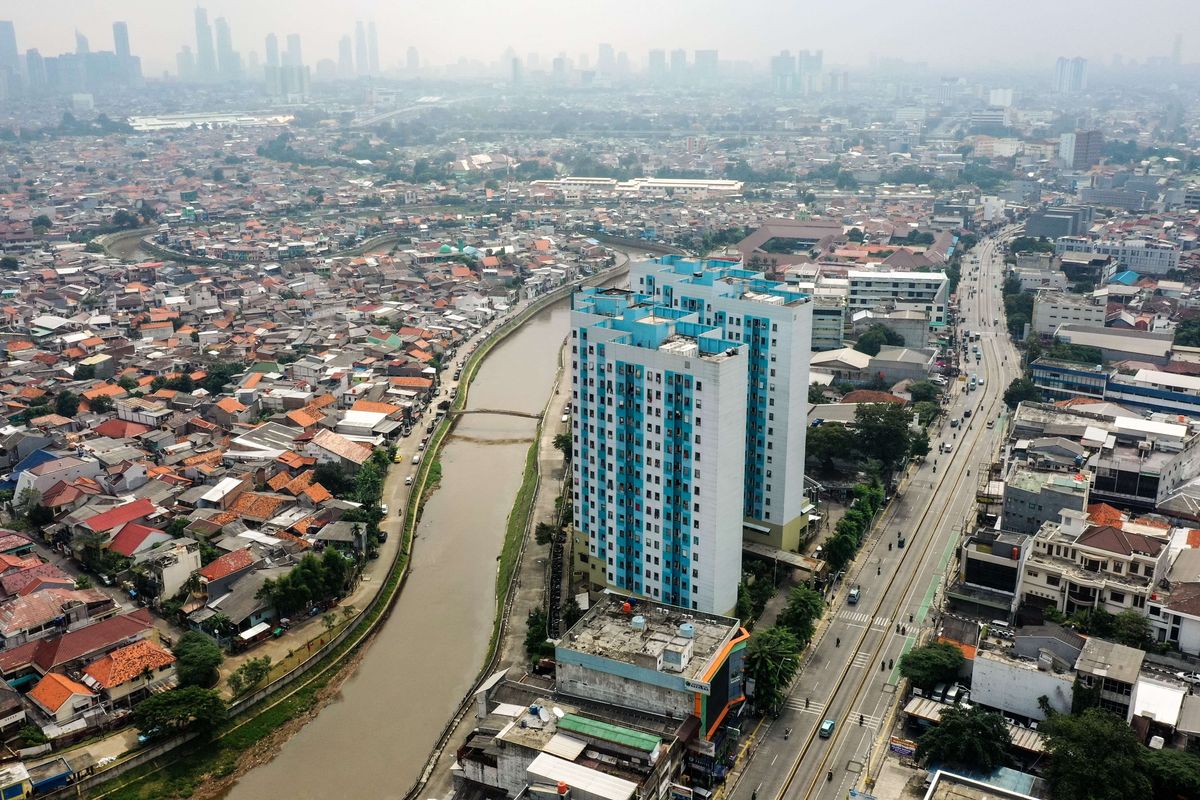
[0,588,119,648]
[26,672,97,725]
[81,639,176,706]
[304,428,372,472]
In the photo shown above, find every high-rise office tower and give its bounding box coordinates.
[0,20,19,96]
[797,49,823,95]
[597,42,615,74]
[1059,129,1104,171]
[368,21,379,75]
[24,48,45,91]
[1172,34,1183,66]
[112,22,130,60]
[338,36,353,78]
[571,258,813,614]
[285,34,302,68]
[214,17,239,80]
[1054,56,1087,93]
[194,7,216,80]
[694,49,718,81]
[355,21,368,76]
[406,46,419,73]
[511,56,522,85]
[74,30,89,55]
[176,46,195,81]
[771,50,796,93]
[647,49,666,80]
[264,33,279,68]
[669,48,686,78]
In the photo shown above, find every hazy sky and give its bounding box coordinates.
[7,0,1200,76]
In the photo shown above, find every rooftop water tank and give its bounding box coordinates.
[679,623,695,639]
[631,615,647,631]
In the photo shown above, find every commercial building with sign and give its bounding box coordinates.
[555,594,748,779]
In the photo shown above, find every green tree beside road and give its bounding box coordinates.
[745,626,801,714]
[776,585,825,647]
[898,642,963,689]
[1041,708,1152,800]
[917,706,1012,773]
[134,686,227,737]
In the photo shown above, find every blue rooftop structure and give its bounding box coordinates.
[1109,270,1140,285]
[0,448,56,493]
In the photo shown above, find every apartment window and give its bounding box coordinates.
[1046,574,1060,587]
[1109,591,1125,604]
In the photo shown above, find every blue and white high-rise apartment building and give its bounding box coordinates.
[571,256,813,615]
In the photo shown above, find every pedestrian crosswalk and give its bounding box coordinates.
[784,698,826,715]
[850,710,885,730]
[837,610,891,629]
[850,651,872,669]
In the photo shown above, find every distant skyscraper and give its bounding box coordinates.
[770,50,796,93]
[797,49,823,94]
[338,36,353,78]
[597,42,615,74]
[214,17,239,80]
[647,49,666,80]
[0,20,19,95]
[355,21,368,76]
[693,49,718,80]
[25,48,45,91]
[406,46,419,73]
[367,21,379,75]
[74,30,89,55]
[112,22,130,60]
[669,48,686,77]
[1054,56,1087,93]
[511,56,522,85]
[264,33,279,68]
[176,46,195,81]
[1172,33,1183,66]
[194,7,216,80]
[285,34,303,68]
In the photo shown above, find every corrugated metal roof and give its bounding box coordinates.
[557,714,660,754]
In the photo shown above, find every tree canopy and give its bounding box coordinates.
[172,631,224,688]
[1041,708,1152,800]
[916,706,1012,773]
[907,381,940,403]
[854,403,913,472]
[134,686,227,736]
[806,423,858,471]
[745,626,801,714]
[854,324,905,356]
[899,642,964,689]
[1003,377,1043,408]
[776,585,825,648]
[1173,319,1200,348]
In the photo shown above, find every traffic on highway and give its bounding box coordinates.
[737,227,1024,800]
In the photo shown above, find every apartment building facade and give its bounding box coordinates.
[630,256,814,552]
[846,270,948,329]
[571,288,748,615]
[1054,236,1180,276]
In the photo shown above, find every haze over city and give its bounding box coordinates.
[7,0,1200,76]
[4,2,1200,800]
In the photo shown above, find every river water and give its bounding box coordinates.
[221,301,575,800]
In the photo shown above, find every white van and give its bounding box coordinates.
[412,454,421,465]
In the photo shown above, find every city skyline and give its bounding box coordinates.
[5,0,1200,77]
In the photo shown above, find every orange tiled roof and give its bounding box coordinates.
[29,672,94,712]
[83,639,175,688]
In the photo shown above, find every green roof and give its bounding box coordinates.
[557,714,660,754]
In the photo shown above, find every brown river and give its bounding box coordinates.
[220,300,573,800]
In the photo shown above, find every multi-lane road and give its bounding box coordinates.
[736,229,1023,799]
